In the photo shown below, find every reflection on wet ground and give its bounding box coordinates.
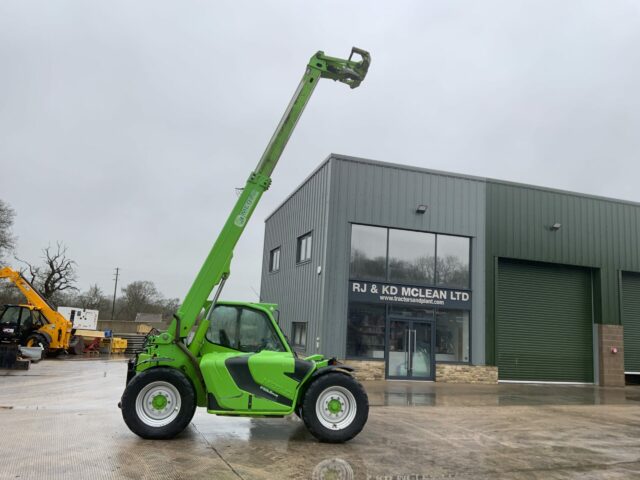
[2,358,640,479]
[365,380,640,407]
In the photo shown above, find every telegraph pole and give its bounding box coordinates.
[111,267,120,320]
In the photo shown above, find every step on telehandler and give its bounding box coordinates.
[120,47,371,443]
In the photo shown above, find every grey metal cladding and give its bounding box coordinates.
[260,160,331,355]
[322,155,486,362]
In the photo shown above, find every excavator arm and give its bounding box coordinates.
[168,48,371,339]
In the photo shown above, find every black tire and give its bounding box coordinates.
[46,348,63,358]
[24,333,50,352]
[121,367,196,439]
[301,372,368,443]
[68,335,84,355]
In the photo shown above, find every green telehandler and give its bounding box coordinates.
[120,47,371,443]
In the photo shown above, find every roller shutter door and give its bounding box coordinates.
[622,272,640,372]
[496,259,593,382]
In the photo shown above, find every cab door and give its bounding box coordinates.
[200,304,313,413]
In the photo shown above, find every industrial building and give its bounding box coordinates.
[261,154,640,386]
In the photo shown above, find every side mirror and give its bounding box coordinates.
[274,309,281,325]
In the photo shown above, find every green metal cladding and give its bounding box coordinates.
[486,180,640,365]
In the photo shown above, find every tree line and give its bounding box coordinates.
[0,199,178,321]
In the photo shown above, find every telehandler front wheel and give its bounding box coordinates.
[301,372,369,443]
[121,367,196,439]
[25,333,49,352]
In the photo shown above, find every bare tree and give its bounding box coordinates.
[119,280,160,320]
[117,280,178,321]
[79,283,107,310]
[0,199,16,265]
[17,242,78,301]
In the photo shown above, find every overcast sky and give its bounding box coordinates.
[1,1,639,302]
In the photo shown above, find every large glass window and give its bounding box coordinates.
[435,310,469,363]
[350,224,387,281]
[350,224,471,290]
[346,303,385,359]
[436,235,470,289]
[206,305,285,352]
[388,229,435,284]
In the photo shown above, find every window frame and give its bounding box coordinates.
[296,231,313,264]
[349,223,388,282]
[348,222,472,289]
[434,308,471,364]
[345,302,387,361]
[269,246,281,273]
[205,304,288,353]
[291,322,307,350]
[435,234,471,289]
[388,228,437,285]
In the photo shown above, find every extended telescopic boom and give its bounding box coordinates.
[170,48,371,338]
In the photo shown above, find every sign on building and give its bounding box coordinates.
[349,280,471,309]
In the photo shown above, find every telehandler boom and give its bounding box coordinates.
[120,48,371,443]
[0,267,82,354]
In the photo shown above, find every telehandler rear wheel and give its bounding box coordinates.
[301,372,368,443]
[121,367,196,439]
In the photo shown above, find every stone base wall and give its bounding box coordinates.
[344,360,498,384]
[345,360,385,381]
[436,364,498,384]
[598,324,625,387]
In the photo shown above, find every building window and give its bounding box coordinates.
[436,235,470,289]
[388,229,436,284]
[350,225,470,288]
[350,224,387,281]
[435,309,469,363]
[269,247,280,272]
[297,232,312,263]
[292,322,307,349]
[346,303,385,359]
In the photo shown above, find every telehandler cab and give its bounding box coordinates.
[120,48,371,442]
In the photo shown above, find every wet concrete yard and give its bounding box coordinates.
[2,358,640,479]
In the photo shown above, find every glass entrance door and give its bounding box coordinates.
[386,318,435,380]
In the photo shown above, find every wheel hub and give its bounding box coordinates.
[316,386,357,430]
[327,398,343,414]
[135,381,182,427]
[151,393,168,410]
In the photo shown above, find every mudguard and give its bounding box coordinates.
[310,364,355,380]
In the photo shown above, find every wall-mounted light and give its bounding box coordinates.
[550,222,562,231]
[416,205,428,214]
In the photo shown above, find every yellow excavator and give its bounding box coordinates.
[0,267,83,355]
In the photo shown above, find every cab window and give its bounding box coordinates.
[0,307,21,324]
[20,309,33,329]
[206,305,238,348]
[32,311,47,328]
[206,305,285,352]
